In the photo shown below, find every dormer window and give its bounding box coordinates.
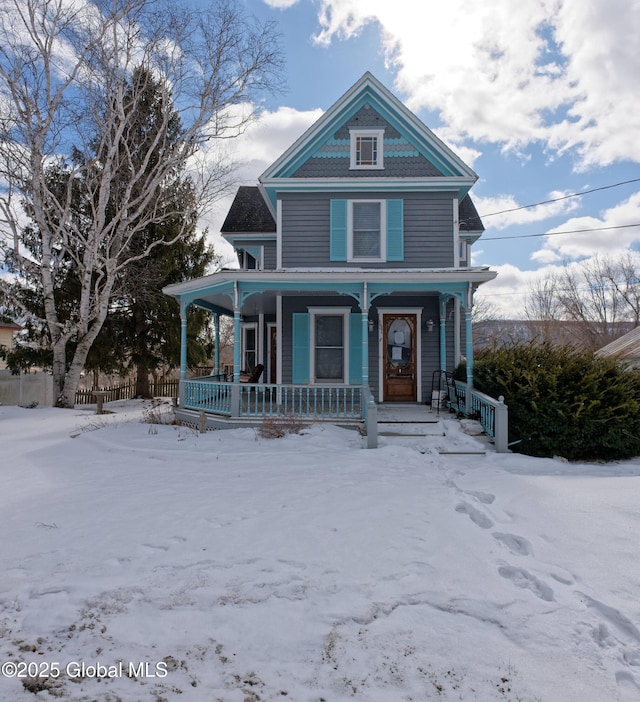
[238,247,262,270]
[350,129,384,169]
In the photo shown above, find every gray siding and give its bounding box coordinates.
[279,294,461,398]
[281,191,455,269]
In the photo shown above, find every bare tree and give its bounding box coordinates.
[604,251,640,326]
[0,0,282,407]
[556,255,626,348]
[524,254,640,349]
[524,271,567,343]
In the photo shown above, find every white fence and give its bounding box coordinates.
[0,370,54,407]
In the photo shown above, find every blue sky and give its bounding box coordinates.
[204,0,640,315]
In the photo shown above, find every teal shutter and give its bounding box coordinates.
[330,199,347,261]
[292,313,310,384]
[386,199,404,261]
[349,314,362,384]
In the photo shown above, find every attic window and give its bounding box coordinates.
[350,129,384,169]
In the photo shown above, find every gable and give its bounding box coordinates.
[259,72,477,214]
[291,104,444,179]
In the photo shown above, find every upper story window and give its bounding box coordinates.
[330,198,403,263]
[350,129,384,169]
[349,200,385,261]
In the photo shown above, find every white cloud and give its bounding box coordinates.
[261,0,300,8]
[198,105,322,260]
[474,191,580,230]
[310,0,640,169]
[530,192,640,262]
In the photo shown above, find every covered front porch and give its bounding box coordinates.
[163,267,507,450]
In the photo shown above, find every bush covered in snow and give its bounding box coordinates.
[468,340,640,461]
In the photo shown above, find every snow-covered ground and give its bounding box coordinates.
[1,400,640,701]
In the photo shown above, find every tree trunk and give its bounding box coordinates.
[51,341,67,408]
[134,300,152,399]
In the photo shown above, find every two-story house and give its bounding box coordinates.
[164,72,498,440]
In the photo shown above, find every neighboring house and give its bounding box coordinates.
[596,326,640,367]
[164,73,499,439]
[0,321,21,370]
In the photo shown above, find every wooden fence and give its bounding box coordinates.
[75,378,180,405]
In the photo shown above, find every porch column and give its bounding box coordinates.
[233,281,241,383]
[465,307,474,415]
[180,301,188,381]
[179,300,188,408]
[233,308,241,382]
[361,283,370,386]
[439,296,447,372]
[213,313,220,376]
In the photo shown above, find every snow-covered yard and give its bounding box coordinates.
[1,401,640,701]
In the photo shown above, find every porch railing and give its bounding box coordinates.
[447,380,508,453]
[182,378,364,421]
[183,377,233,414]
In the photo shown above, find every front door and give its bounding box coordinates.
[383,313,418,402]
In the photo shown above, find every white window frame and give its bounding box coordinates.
[349,128,385,170]
[241,322,258,372]
[309,307,350,384]
[347,199,386,263]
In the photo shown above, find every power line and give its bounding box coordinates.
[482,222,640,242]
[478,177,640,219]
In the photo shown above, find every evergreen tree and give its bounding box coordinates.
[3,69,218,395]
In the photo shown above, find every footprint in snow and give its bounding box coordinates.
[498,564,554,601]
[455,501,494,529]
[141,543,170,552]
[466,490,496,504]
[492,532,533,556]
[616,671,640,701]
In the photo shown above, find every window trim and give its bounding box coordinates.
[241,322,258,372]
[309,308,350,384]
[349,128,385,170]
[347,199,386,263]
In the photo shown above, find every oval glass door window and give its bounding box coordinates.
[388,318,411,367]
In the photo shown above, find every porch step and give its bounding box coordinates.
[378,424,445,437]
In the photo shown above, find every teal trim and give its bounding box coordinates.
[268,89,469,179]
[180,305,188,381]
[233,310,241,382]
[214,313,220,375]
[349,314,362,384]
[386,199,404,261]
[330,199,347,262]
[292,313,310,384]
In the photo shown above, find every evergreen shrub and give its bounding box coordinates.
[467,340,640,461]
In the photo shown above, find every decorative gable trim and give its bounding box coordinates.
[260,72,477,212]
